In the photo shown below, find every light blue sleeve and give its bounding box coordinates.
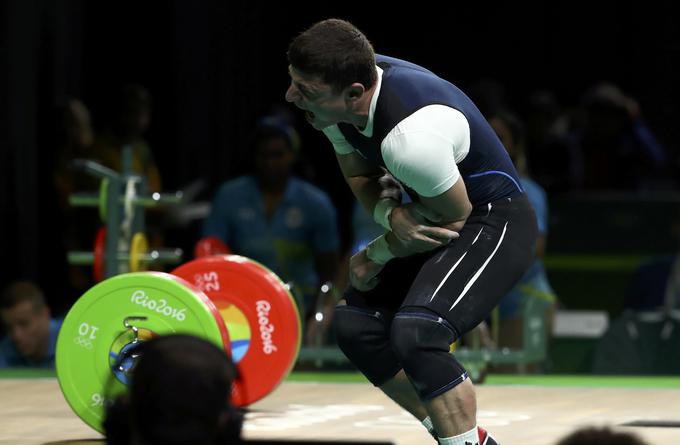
[521,178,548,235]
[201,182,233,243]
[0,338,14,368]
[310,193,340,253]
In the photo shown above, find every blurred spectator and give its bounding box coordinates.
[52,97,99,298]
[488,110,558,370]
[104,334,242,445]
[625,210,680,311]
[523,89,574,194]
[91,84,166,251]
[0,281,62,368]
[555,426,649,445]
[200,115,340,322]
[54,97,96,207]
[568,83,670,191]
[91,84,162,193]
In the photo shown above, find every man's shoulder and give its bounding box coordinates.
[50,318,63,337]
[0,336,21,367]
[519,177,547,199]
[376,54,434,76]
[0,335,12,352]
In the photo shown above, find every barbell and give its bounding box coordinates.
[56,255,301,433]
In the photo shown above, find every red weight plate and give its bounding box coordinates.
[149,272,232,358]
[194,236,231,259]
[92,227,106,283]
[172,255,300,406]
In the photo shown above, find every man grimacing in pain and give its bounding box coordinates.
[285,19,537,445]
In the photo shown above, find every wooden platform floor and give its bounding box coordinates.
[1,378,679,444]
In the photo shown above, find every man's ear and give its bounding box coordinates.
[345,83,366,101]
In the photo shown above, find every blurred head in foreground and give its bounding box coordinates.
[105,334,242,445]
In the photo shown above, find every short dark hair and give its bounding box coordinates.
[0,281,46,311]
[127,335,241,445]
[287,18,377,93]
[105,334,242,445]
[556,427,649,445]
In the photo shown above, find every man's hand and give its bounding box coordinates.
[378,172,402,201]
[389,202,459,251]
[349,249,385,291]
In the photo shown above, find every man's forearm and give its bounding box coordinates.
[345,175,385,216]
[364,231,448,267]
[384,231,439,258]
[336,153,402,231]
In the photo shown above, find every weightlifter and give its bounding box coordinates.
[285,19,537,445]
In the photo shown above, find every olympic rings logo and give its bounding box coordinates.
[73,336,93,350]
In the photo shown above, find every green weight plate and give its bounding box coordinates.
[55,272,230,433]
[172,255,301,406]
[98,178,108,223]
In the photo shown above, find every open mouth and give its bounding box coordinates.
[305,110,316,123]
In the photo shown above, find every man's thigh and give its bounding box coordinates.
[402,195,538,337]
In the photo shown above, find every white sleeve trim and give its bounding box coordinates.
[381,105,470,198]
[322,125,355,155]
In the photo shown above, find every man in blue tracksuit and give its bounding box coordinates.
[285,19,536,445]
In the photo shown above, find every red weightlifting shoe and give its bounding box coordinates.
[478,426,500,445]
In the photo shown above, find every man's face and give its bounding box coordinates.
[285,66,348,130]
[1,301,50,360]
[255,136,295,186]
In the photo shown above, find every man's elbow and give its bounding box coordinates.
[438,201,472,232]
[459,200,473,219]
[444,198,472,220]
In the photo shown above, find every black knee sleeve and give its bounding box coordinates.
[333,305,401,386]
[390,309,468,400]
